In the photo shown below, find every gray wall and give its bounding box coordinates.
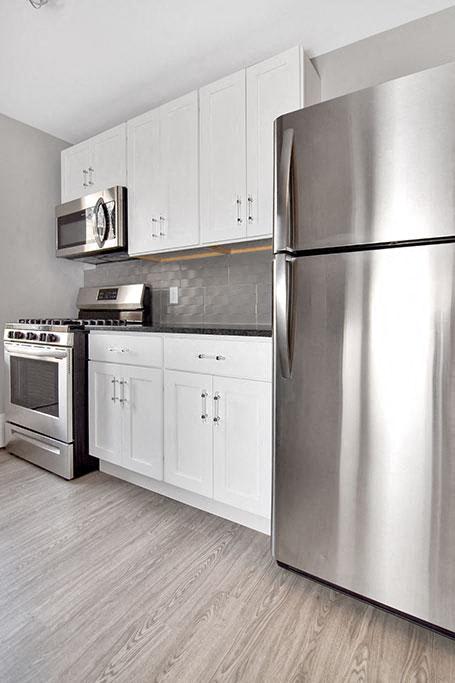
[0,113,84,415]
[84,251,272,327]
[313,7,455,101]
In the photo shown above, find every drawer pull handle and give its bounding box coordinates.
[108,347,130,353]
[197,353,225,361]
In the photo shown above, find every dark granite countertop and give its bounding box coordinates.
[86,323,272,338]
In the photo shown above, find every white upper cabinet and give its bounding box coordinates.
[246,47,302,238]
[127,108,162,256]
[90,124,127,195]
[61,140,91,204]
[127,91,199,256]
[160,92,199,251]
[200,70,247,245]
[61,123,127,203]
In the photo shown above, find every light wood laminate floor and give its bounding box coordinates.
[1,450,455,682]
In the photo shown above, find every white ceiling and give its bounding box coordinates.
[0,0,453,143]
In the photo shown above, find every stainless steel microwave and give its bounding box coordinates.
[55,186,128,262]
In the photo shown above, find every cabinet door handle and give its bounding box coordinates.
[119,379,128,404]
[236,196,243,224]
[151,217,159,238]
[83,169,88,188]
[213,392,221,424]
[159,216,166,237]
[88,166,94,186]
[201,391,209,421]
[111,377,118,402]
[248,195,253,223]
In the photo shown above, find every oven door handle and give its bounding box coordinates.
[4,344,68,360]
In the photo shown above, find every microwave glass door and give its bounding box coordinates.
[56,201,116,255]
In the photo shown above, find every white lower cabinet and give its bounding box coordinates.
[122,365,163,480]
[89,360,163,479]
[212,376,272,517]
[164,371,213,497]
[89,362,124,465]
[90,333,272,529]
[164,368,272,517]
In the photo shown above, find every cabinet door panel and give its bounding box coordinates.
[164,370,213,497]
[200,70,246,244]
[89,362,123,464]
[213,376,272,516]
[123,366,163,480]
[160,92,199,250]
[127,110,162,255]
[246,47,301,237]
[90,123,127,193]
[61,141,91,203]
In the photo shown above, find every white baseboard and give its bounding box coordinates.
[100,461,271,535]
[0,414,5,448]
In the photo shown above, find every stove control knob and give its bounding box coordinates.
[39,333,47,342]
[14,331,24,339]
[47,333,58,343]
[26,332,37,341]
[7,331,14,339]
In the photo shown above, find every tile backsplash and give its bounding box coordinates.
[84,251,273,326]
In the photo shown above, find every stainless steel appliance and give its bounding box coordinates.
[4,284,151,479]
[273,60,455,636]
[55,186,128,262]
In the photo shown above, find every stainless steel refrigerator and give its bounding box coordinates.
[273,60,455,636]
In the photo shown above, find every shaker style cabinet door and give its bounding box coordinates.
[90,123,127,194]
[246,47,301,238]
[122,366,164,480]
[200,70,247,244]
[89,362,123,465]
[159,91,199,250]
[127,109,162,256]
[213,376,272,517]
[164,370,213,497]
[61,140,91,203]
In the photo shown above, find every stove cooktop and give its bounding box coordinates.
[17,318,137,327]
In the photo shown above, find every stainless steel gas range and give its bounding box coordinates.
[3,283,150,479]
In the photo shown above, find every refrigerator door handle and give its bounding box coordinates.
[275,253,294,378]
[275,128,294,252]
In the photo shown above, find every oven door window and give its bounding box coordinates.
[10,357,59,417]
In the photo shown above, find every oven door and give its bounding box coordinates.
[55,186,126,258]
[4,342,73,443]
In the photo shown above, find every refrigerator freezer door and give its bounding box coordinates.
[274,61,455,253]
[273,243,455,633]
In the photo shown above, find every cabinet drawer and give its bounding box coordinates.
[164,336,271,381]
[89,333,163,367]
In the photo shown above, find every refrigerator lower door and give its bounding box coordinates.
[273,243,455,633]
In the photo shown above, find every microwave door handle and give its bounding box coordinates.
[92,197,109,248]
[275,254,294,379]
[275,128,294,253]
